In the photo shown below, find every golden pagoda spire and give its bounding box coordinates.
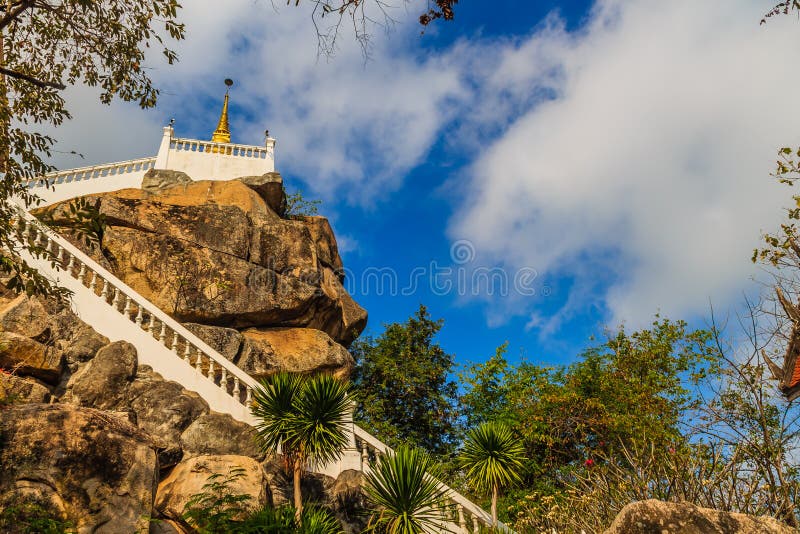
[211,79,233,144]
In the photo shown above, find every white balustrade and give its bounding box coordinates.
[170,138,269,160]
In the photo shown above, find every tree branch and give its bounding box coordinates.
[0,0,34,33]
[0,66,65,89]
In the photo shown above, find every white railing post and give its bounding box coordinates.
[154,125,173,168]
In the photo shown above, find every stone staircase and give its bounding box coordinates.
[14,205,509,533]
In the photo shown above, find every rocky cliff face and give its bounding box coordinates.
[0,284,362,532]
[0,172,369,531]
[35,171,367,380]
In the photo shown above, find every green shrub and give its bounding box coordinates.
[0,494,74,534]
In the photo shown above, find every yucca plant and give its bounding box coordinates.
[460,422,525,524]
[252,372,351,523]
[364,445,454,533]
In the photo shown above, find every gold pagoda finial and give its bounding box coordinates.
[211,79,233,144]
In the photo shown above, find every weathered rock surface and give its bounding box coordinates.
[142,168,193,192]
[66,344,209,468]
[330,470,369,534]
[295,215,345,275]
[45,308,110,364]
[238,327,354,379]
[34,178,367,346]
[149,519,191,534]
[184,323,243,361]
[67,340,137,410]
[0,332,61,384]
[126,370,209,468]
[237,172,286,215]
[603,500,796,534]
[0,404,159,533]
[0,294,50,339]
[180,412,263,460]
[0,373,50,403]
[155,455,270,523]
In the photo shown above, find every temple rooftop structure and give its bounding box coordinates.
[29,82,276,205]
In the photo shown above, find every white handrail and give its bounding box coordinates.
[15,205,506,532]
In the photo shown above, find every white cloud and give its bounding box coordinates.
[49,0,464,204]
[449,0,800,330]
[45,0,800,334]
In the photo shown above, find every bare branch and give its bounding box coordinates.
[0,66,65,89]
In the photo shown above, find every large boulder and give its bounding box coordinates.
[603,500,796,534]
[236,172,286,215]
[180,412,263,460]
[34,179,368,346]
[295,215,345,276]
[66,340,137,410]
[125,369,210,468]
[183,323,243,361]
[155,455,270,523]
[262,456,330,509]
[45,308,110,364]
[0,294,50,339]
[0,373,51,403]
[330,470,369,534]
[0,404,159,533]
[237,327,354,379]
[142,169,193,193]
[0,332,61,384]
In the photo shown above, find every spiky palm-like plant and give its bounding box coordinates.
[364,445,454,534]
[252,372,351,523]
[460,422,525,524]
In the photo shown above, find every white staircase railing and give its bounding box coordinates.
[14,206,506,533]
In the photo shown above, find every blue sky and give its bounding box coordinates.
[51,1,800,370]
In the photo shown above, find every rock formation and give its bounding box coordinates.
[34,172,367,381]
[604,500,796,534]
[0,290,365,531]
[0,403,159,533]
[0,173,371,530]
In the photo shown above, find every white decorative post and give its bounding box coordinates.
[154,125,174,169]
[338,396,363,473]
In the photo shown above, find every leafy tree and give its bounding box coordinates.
[762,1,800,23]
[252,372,352,523]
[0,0,183,299]
[363,445,453,534]
[459,342,512,430]
[351,304,459,457]
[460,422,525,524]
[460,318,718,525]
[288,0,459,56]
